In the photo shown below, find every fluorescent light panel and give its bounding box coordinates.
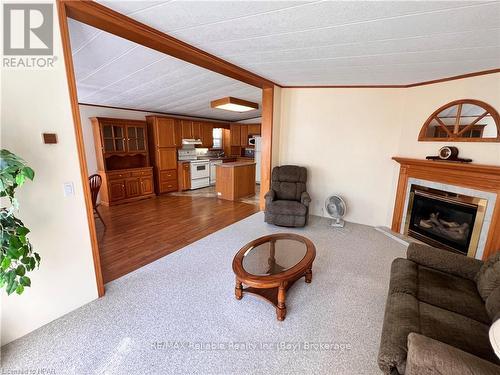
[211,97,259,112]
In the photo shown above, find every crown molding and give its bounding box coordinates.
[282,69,500,89]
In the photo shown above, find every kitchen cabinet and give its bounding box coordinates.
[146,116,183,194]
[181,120,193,139]
[156,117,178,147]
[201,123,213,148]
[240,125,248,146]
[230,124,241,146]
[157,147,177,170]
[91,117,154,205]
[247,124,261,135]
[192,122,202,140]
[177,162,191,191]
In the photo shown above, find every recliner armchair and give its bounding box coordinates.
[264,165,311,227]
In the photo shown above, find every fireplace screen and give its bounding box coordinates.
[405,186,487,256]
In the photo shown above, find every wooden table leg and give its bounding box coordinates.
[276,283,287,321]
[235,279,243,300]
[305,267,312,283]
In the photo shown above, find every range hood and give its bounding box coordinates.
[182,138,202,145]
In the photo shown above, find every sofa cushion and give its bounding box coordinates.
[266,200,307,216]
[477,252,500,301]
[417,265,490,324]
[419,302,498,364]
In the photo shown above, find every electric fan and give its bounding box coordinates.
[325,195,347,227]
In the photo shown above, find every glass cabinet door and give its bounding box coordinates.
[102,124,126,153]
[126,126,146,152]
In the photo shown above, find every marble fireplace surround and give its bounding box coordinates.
[392,158,500,260]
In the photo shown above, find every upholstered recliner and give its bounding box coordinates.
[264,165,311,227]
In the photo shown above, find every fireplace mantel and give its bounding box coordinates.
[392,157,500,259]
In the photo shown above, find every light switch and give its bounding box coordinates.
[63,182,74,197]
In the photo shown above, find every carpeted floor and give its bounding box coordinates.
[1,213,406,374]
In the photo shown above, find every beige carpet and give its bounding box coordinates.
[1,213,405,374]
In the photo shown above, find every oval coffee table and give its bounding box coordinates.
[232,233,316,321]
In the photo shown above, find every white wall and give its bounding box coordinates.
[279,73,500,227]
[1,3,98,345]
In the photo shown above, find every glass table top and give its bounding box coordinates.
[242,239,308,276]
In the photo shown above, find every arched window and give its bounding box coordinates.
[419,99,500,142]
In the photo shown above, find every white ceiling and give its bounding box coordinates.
[69,1,500,119]
[68,20,262,121]
[97,0,500,86]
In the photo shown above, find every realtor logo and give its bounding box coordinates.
[3,3,53,56]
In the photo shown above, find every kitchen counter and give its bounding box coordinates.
[217,161,256,168]
[215,162,256,201]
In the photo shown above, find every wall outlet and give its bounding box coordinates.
[63,182,74,197]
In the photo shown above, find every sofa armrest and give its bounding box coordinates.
[406,333,500,375]
[407,243,483,281]
[264,190,275,206]
[300,191,311,207]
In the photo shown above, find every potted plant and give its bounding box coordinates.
[0,149,40,295]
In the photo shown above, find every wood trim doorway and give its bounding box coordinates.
[56,0,275,297]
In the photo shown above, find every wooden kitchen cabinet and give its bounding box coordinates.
[177,162,191,191]
[247,124,261,135]
[192,122,202,140]
[91,117,154,205]
[240,125,248,146]
[156,117,178,147]
[157,147,177,170]
[146,116,183,194]
[201,123,213,148]
[230,124,241,146]
[181,120,194,139]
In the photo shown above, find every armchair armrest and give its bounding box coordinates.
[300,191,311,207]
[264,190,275,206]
[406,333,500,375]
[407,243,483,281]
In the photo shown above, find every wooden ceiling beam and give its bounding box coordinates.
[61,0,277,89]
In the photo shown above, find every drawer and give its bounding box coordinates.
[131,169,153,177]
[160,169,177,182]
[107,171,130,180]
[160,180,178,193]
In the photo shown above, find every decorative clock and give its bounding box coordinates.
[426,146,472,163]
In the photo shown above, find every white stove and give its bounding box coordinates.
[189,159,210,189]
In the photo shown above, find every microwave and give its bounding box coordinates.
[248,136,257,146]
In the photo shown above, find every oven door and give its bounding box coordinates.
[190,162,209,179]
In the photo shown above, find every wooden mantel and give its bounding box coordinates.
[392,157,500,260]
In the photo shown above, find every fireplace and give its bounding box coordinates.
[404,185,487,257]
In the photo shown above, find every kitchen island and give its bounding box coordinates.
[216,161,256,201]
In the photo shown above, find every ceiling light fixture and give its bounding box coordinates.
[210,97,259,112]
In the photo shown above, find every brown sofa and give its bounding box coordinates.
[264,165,310,227]
[378,243,500,375]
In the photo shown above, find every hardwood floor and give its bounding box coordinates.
[95,195,260,283]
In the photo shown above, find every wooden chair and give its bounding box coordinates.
[89,174,106,228]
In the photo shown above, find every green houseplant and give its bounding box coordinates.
[0,149,39,295]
